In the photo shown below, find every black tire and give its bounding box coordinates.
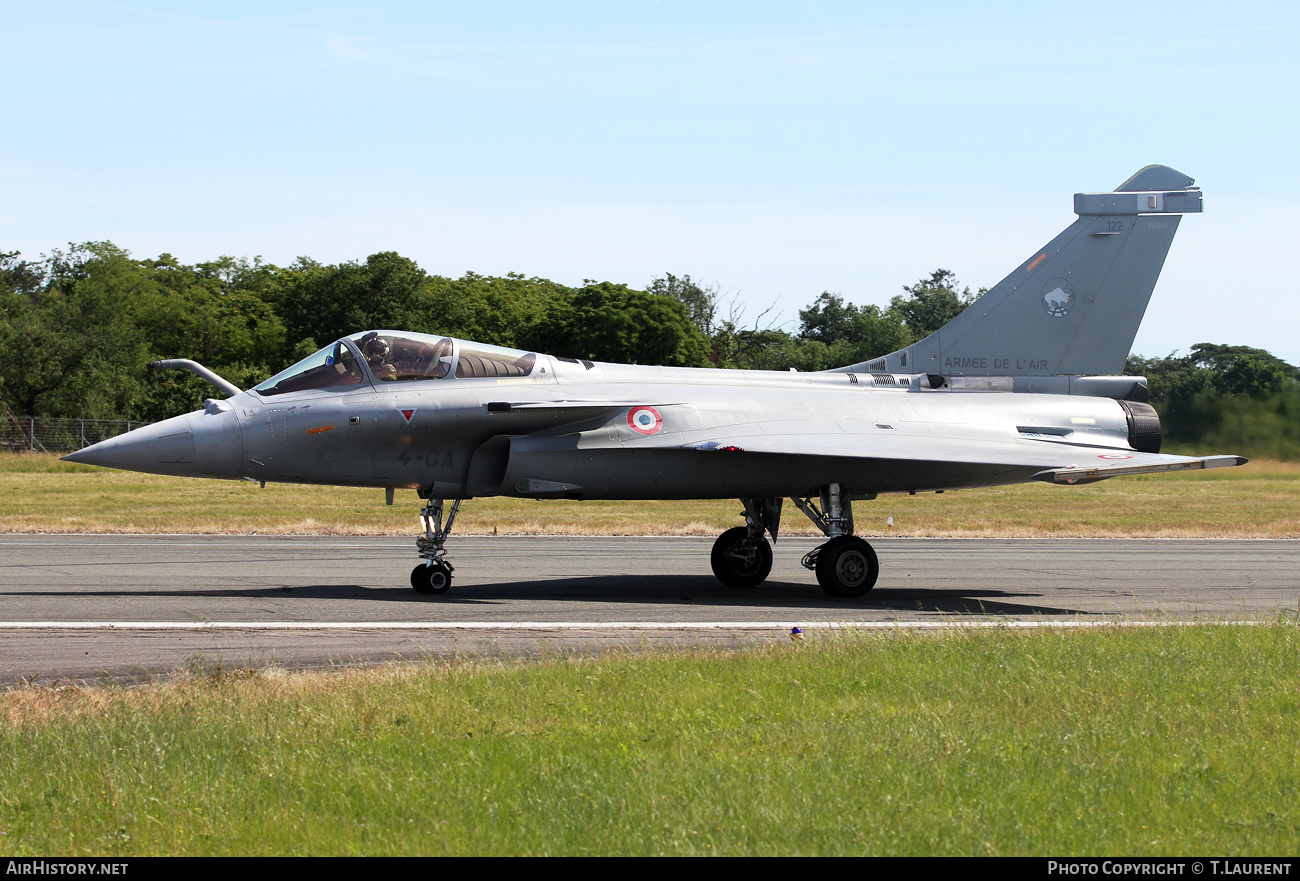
[710,527,773,588]
[815,536,878,598]
[411,562,452,595]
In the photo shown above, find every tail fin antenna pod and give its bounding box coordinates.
[838,165,1202,377]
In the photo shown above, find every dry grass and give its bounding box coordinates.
[1,452,1296,538]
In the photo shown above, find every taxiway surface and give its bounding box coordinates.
[1,535,1296,683]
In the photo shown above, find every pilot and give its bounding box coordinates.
[361,332,397,381]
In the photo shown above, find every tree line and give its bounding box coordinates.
[2,244,1295,458]
[1127,344,1300,460]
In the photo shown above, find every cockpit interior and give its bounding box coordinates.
[252,331,538,397]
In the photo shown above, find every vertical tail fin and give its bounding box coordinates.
[842,165,1202,377]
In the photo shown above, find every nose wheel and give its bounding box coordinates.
[411,561,453,594]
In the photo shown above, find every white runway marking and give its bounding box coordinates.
[0,620,1271,630]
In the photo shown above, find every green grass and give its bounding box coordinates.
[2,452,1297,537]
[3,625,1300,855]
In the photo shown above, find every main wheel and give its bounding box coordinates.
[710,526,773,588]
[411,562,453,595]
[815,536,878,598]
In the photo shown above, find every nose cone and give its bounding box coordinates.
[62,413,196,474]
[62,407,242,480]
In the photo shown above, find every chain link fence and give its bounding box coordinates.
[1,417,152,453]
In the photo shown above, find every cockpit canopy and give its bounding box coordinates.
[252,331,538,397]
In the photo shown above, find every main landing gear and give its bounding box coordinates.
[411,496,461,595]
[712,484,879,598]
[711,528,773,587]
[710,498,776,587]
[407,484,877,598]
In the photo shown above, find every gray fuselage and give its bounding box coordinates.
[106,341,1141,502]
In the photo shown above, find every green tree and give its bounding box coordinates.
[527,282,710,366]
[1127,344,1300,458]
[889,269,978,339]
[424,271,573,347]
[0,243,151,418]
[727,327,812,371]
[647,273,719,337]
[0,250,43,297]
[272,252,438,358]
[798,292,859,345]
[797,292,911,367]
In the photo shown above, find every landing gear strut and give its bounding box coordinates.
[411,496,461,595]
[793,483,879,597]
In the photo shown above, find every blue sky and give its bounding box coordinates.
[3,0,1297,364]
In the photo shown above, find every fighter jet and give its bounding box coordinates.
[63,165,1245,598]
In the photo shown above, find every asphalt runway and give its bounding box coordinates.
[1,534,1297,684]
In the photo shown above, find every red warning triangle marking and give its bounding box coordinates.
[400,408,416,423]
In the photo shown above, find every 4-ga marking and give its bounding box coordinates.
[398,448,454,468]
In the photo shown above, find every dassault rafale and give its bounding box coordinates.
[64,165,1245,598]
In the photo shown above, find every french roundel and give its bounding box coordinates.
[627,406,663,435]
[1098,454,1133,460]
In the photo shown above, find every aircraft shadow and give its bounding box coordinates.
[451,575,1095,617]
[4,575,1102,617]
[22,575,1095,616]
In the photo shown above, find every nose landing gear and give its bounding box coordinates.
[411,496,461,596]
